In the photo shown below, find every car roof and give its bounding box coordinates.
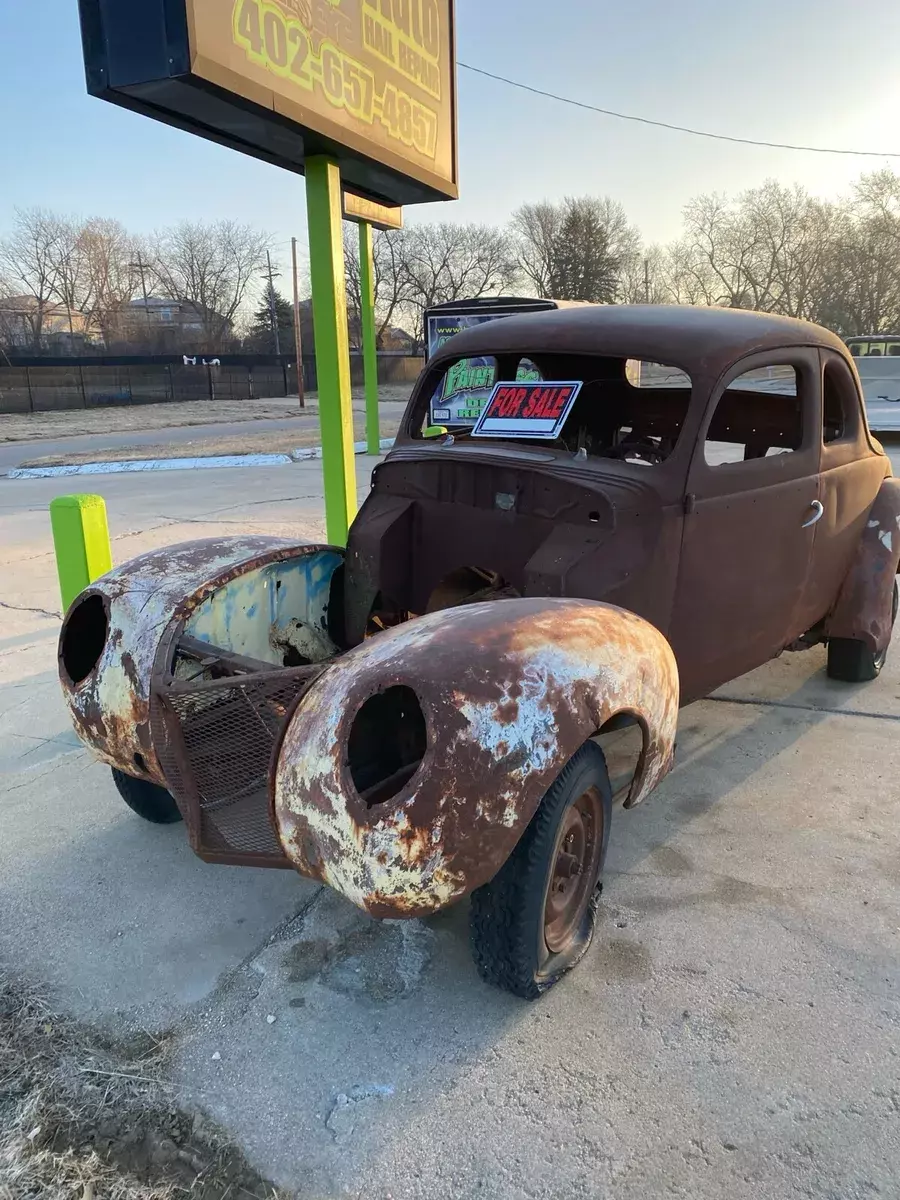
[430,304,849,376]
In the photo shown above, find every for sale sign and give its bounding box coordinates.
[472,382,583,440]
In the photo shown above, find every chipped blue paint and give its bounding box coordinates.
[186,549,343,666]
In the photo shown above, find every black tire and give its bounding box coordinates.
[469,741,613,1000]
[111,768,183,825]
[827,578,899,683]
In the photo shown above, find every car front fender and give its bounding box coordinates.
[58,537,343,786]
[272,597,679,919]
[825,477,900,653]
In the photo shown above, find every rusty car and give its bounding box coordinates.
[58,305,900,1000]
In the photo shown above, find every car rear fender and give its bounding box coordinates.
[272,597,679,919]
[825,478,900,653]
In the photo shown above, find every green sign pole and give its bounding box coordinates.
[358,221,381,457]
[305,156,357,545]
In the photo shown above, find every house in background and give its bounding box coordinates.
[111,297,232,351]
[0,296,91,353]
[296,298,419,356]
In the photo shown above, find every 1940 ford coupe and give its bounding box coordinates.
[58,306,900,999]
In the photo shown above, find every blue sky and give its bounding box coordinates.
[2,0,899,283]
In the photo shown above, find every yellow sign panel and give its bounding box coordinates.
[343,191,404,229]
[187,0,457,199]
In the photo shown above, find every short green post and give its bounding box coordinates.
[358,221,381,456]
[305,156,357,545]
[49,494,112,612]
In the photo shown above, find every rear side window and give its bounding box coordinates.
[704,366,803,466]
[823,358,860,444]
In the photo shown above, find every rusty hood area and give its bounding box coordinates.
[272,598,679,919]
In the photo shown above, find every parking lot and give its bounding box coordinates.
[2,455,900,1199]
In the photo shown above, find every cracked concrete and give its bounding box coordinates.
[2,453,900,1198]
[0,599,62,620]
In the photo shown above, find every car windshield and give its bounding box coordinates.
[421,353,692,466]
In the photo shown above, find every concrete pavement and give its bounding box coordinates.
[2,456,900,1198]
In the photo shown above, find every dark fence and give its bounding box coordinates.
[0,353,424,415]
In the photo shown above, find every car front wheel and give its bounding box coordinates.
[469,741,613,1000]
[827,578,899,683]
[111,768,183,825]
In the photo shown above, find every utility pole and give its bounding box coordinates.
[644,257,651,305]
[291,237,305,407]
[129,256,153,338]
[264,250,282,357]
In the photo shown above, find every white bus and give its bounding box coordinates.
[845,336,900,432]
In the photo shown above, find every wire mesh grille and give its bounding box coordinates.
[155,667,320,866]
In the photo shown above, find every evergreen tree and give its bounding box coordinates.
[248,284,294,353]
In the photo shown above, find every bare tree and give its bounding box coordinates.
[0,209,67,349]
[668,178,896,333]
[76,219,145,343]
[512,201,561,297]
[618,245,671,304]
[512,196,632,302]
[151,220,271,350]
[343,225,414,348]
[400,223,519,321]
[658,239,715,306]
[834,170,900,334]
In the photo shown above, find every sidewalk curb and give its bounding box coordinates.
[6,439,396,480]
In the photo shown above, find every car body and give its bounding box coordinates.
[58,305,900,998]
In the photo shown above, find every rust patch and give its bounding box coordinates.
[273,597,679,919]
[825,478,900,652]
[58,537,341,788]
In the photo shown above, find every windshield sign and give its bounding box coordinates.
[472,382,583,439]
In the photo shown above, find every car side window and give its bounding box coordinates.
[704,366,802,466]
[823,358,860,444]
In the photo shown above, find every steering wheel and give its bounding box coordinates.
[606,436,666,465]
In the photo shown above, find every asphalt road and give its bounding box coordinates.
[2,456,900,1199]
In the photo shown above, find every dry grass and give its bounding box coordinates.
[0,386,414,443]
[17,416,402,469]
[0,975,285,1200]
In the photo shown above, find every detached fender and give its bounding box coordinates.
[58,537,343,785]
[272,597,679,919]
[825,478,900,653]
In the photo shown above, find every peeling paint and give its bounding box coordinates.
[187,553,341,666]
[273,598,678,919]
[826,479,900,652]
[58,538,342,784]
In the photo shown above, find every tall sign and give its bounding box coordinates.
[79,0,458,206]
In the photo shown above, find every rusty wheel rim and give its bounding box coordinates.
[544,787,604,956]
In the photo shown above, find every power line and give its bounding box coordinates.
[457,62,900,159]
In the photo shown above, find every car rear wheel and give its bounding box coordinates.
[827,578,899,683]
[469,742,612,1000]
[111,768,183,825]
